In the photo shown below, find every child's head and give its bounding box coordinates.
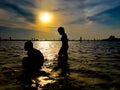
[24,40,33,51]
[57,27,65,35]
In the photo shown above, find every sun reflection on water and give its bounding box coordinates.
[33,41,59,60]
[31,41,60,88]
[37,76,56,87]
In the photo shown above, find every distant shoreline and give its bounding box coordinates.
[0,40,120,41]
[0,35,120,41]
[0,35,120,42]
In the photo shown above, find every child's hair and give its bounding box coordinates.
[25,40,33,48]
[58,27,65,33]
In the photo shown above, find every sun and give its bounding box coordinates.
[40,12,51,23]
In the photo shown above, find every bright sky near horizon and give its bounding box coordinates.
[0,0,120,40]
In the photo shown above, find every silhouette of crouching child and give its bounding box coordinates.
[22,41,44,75]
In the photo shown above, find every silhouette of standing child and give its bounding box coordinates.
[57,26,69,59]
[22,41,44,75]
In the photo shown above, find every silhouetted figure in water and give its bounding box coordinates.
[22,41,44,75]
[56,27,69,76]
[57,55,69,76]
[57,26,69,59]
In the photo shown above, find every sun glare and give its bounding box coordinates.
[40,12,51,23]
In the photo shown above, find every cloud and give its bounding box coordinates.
[65,18,87,25]
[0,26,58,40]
[53,0,85,14]
[0,0,120,39]
[84,0,120,16]
[52,0,120,26]
[0,26,43,39]
[87,5,120,27]
[0,0,35,23]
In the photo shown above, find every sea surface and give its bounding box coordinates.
[0,41,120,90]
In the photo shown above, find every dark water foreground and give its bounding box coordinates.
[0,41,120,90]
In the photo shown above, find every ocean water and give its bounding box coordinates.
[0,41,120,90]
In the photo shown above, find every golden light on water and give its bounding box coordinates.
[34,41,59,60]
[31,41,61,87]
[37,76,56,87]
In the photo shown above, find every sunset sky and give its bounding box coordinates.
[0,0,120,40]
